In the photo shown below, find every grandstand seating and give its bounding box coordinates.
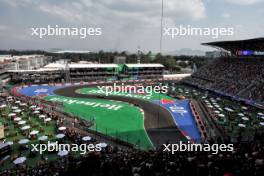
[123,64,164,79]
[183,57,264,104]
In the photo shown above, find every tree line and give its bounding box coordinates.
[0,50,212,72]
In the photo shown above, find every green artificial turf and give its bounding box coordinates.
[45,95,153,149]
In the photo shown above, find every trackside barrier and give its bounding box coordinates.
[200,101,227,137]
[190,101,208,141]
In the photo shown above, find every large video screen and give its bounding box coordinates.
[236,50,264,56]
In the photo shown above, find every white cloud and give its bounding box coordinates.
[0,25,29,40]
[165,0,206,19]
[37,3,83,22]
[77,0,207,30]
[93,0,206,21]
[0,25,8,31]
[222,13,231,18]
[0,0,32,7]
[1,0,206,25]
[225,0,263,5]
[1,0,83,22]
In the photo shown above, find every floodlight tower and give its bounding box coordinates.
[137,45,141,64]
[157,0,164,130]
[160,0,164,55]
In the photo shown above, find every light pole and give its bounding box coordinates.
[160,0,164,55]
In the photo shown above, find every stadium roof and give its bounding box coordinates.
[125,64,164,68]
[44,63,118,69]
[69,64,118,68]
[202,37,264,53]
[44,63,65,69]
[9,63,118,72]
[8,68,61,73]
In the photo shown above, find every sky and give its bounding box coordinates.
[0,0,263,53]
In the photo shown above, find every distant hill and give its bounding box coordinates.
[166,48,205,56]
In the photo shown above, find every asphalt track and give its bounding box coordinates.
[54,83,187,147]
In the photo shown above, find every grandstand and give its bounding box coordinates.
[183,38,264,109]
[9,69,64,84]
[123,63,164,79]
[68,64,118,81]
[8,63,119,83]
[44,63,119,82]
[8,63,165,83]
[0,69,9,85]
[0,55,52,85]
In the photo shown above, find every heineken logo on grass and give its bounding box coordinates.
[87,89,152,100]
[49,97,122,111]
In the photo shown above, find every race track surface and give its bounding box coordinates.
[54,84,186,147]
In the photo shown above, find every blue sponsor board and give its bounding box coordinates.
[19,85,64,97]
[153,99,201,143]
